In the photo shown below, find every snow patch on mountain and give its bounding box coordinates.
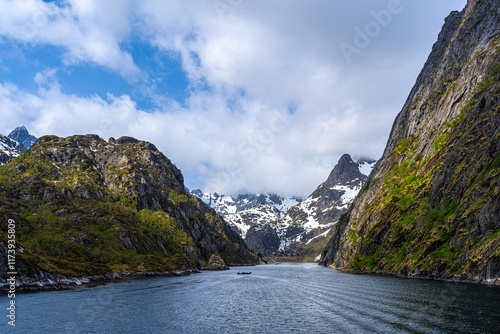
[0,135,24,164]
[191,190,302,237]
[332,185,361,207]
[306,229,331,245]
[224,204,281,238]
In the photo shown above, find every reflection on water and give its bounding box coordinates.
[4,263,500,333]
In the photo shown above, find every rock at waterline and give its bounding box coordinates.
[208,255,229,270]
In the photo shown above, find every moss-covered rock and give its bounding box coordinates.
[207,254,228,270]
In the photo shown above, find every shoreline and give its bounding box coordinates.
[6,262,497,293]
[0,263,261,293]
[330,266,500,287]
[0,269,200,293]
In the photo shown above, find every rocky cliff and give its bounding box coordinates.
[0,134,259,289]
[320,0,500,285]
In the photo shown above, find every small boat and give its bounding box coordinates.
[237,271,252,275]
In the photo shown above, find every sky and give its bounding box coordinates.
[0,0,467,198]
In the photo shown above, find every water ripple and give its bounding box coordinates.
[6,263,500,334]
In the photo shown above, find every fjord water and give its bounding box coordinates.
[6,263,500,333]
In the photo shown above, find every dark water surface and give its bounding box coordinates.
[3,263,500,333]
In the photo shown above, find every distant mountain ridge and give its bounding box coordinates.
[190,190,302,237]
[0,125,37,164]
[0,135,24,164]
[193,155,376,259]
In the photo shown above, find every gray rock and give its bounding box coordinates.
[207,254,228,270]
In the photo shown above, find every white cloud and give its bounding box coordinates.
[0,0,467,197]
[0,0,141,79]
[34,68,58,86]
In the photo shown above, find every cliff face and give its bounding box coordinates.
[0,134,259,287]
[320,0,500,284]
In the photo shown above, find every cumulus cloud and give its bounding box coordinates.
[0,0,467,197]
[0,0,141,79]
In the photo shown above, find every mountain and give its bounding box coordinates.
[274,155,375,258]
[8,125,37,150]
[193,156,375,259]
[0,126,37,165]
[0,135,25,164]
[0,135,259,289]
[243,155,374,258]
[191,190,302,237]
[320,0,500,285]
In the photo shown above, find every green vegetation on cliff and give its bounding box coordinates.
[321,1,500,284]
[345,59,500,279]
[0,135,258,280]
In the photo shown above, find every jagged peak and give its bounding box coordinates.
[7,125,37,150]
[326,154,364,185]
[116,136,139,145]
[10,125,28,133]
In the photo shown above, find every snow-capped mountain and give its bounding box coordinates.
[0,126,38,164]
[190,190,302,237]
[0,135,25,164]
[192,154,376,259]
[227,203,282,237]
[275,154,376,258]
[8,125,37,150]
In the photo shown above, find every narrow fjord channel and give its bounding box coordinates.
[6,263,500,333]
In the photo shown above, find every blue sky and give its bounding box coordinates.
[0,0,467,197]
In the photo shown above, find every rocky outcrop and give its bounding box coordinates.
[0,134,259,290]
[320,0,500,285]
[207,254,229,270]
